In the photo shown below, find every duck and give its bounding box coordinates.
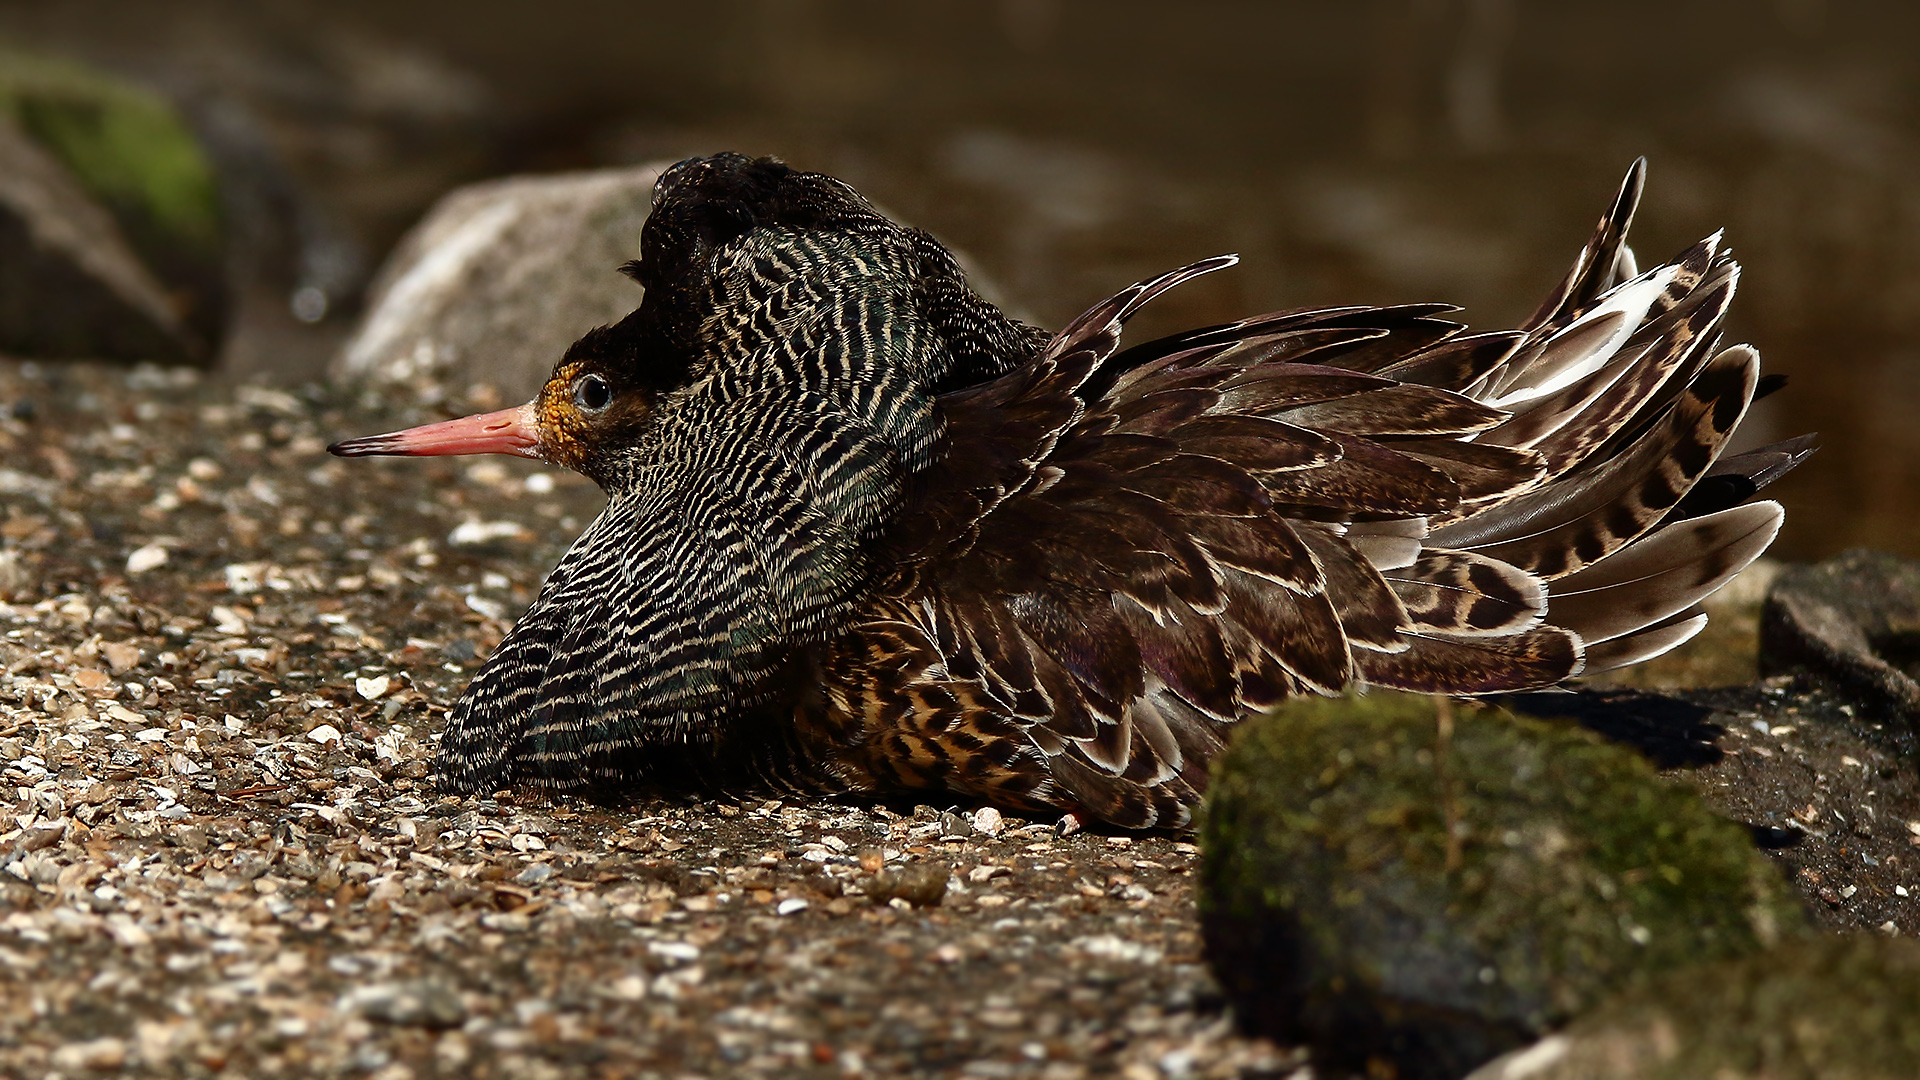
[330,153,1811,828]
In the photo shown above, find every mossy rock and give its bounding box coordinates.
[0,51,220,249]
[0,47,225,359]
[1198,692,1807,1080]
[1467,936,1920,1080]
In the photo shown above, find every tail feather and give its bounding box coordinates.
[1473,254,1733,473]
[1520,158,1646,333]
[1347,162,1798,695]
[1660,433,1817,524]
[1580,608,1708,674]
[1374,331,1522,391]
[1482,270,1675,408]
[1388,439,1547,504]
[1346,517,1429,572]
[1543,501,1783,645]
[1431,346,1759,578]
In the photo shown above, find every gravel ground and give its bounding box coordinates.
[0,358,1913,1079]
[1677,681,1919,935]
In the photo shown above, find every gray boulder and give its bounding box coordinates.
[331,165,666,401]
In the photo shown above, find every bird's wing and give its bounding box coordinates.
[854,262,1563,827]
[434,499,632,795]
[857,162,1799,826]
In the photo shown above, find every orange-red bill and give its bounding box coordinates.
[328,403,542,459]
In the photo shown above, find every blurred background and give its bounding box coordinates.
[0,0,1915,560]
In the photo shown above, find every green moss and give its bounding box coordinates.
[0,47,221,251]
[1199,692,1806,1078]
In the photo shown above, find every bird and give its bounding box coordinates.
[331,153,1811,829]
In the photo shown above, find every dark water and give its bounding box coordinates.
[6,0,1918,559]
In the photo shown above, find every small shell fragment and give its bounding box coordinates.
[972,806,1005,836]
[125,544,169,574]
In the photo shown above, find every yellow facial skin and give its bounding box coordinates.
[533,361,653,481]
[535,361,595,472]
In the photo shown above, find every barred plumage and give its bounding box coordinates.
[331,154,1809,828]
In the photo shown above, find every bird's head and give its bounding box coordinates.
[329,153,1040,486]
[323,312,663,488]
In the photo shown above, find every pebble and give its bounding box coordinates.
[972,806,1004,836]
[465,594,506,619]
[125,544,168,574]
[940,810,972,838]
[356,674,392,700]
[307,724,343,745]
[51,1037,127,1071]
[648,941,701,964]
[340,979,468,1028]
[209,606,248,635]
[776,897,810,916]
[100,641,142,672]
[1074,935,1164,965]
[867,863,950,908]
[224,562,272,594]
[448,520,530,546]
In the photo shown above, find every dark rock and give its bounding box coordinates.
[2,49,229,355]
[0,84,208,363]
[1199,693,1807,1080]
[1761,549,1920,724]
[1465,936,1920,1080]
[330,165,667,401]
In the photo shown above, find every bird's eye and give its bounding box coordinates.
[572,374,612,414]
